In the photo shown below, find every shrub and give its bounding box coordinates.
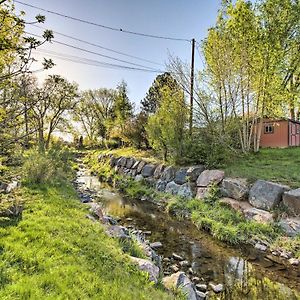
[22,147,73,184]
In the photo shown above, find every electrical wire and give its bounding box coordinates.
[34,49,165,74]
[15,1,191,42]
[29,24,164,66]
[25,32,160,71]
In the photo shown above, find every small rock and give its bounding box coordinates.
[254,242,267,252]
[196,284,208,292]
[170,265,179,272]
[134,174,144,182]
[272,251,279,256]
[209,283,224,293]
[179,260,190,267]
[196,291,207,300]
[143,231,152,235]
[280,251,292,259]
[172,253,184,260]
[126,217,133,221]
[150,242,162,249]
[188,267,195,275]
[163,257,171,263]
[192,277,200,283]
[289,258,299,266]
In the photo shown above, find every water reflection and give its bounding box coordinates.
[77,169,300,299]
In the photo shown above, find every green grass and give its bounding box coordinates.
[225,147,300,188]
[96,147,162,164]
[166,196,281,246]
[0,182,176,300]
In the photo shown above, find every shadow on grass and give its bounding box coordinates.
[0,215,22,228]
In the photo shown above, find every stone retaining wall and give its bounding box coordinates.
[98,154,300,236]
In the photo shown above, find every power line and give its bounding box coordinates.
[26,32,159,71]
[29,24,164,66]
[34,49,165,74]
[16,1,191,42]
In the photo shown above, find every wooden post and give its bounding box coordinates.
[189,38,195,135]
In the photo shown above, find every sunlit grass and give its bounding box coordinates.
[0,182,175,299]
[225,147,300,188]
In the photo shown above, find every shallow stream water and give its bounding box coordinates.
[76,167,300,300]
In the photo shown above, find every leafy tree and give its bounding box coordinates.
[146,86,187,162]
[110,80,133,144]
[141,72,180,114]
[122,112,149,149]
[74,88,116,144]
[31,75,78,151]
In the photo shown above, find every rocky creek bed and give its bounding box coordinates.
[73,160,300,300]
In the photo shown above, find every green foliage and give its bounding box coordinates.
[22,147,73,185]
[167,197,279,245]
[146,86,188,162]
[121,112,149,149]
[272,235,300,259]
[0,182,175,299]
[225,147,300,187]
[141,72,180,115]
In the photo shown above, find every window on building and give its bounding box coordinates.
[264,124,274,134]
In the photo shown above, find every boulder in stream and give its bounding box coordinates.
[130,256,160,283]
[163,272,198,300]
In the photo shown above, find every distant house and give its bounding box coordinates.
[260,119,300,148]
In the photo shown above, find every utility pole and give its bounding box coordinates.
[189,38,195,136]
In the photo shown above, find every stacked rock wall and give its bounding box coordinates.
[98,154,300,235]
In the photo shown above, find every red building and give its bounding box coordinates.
[260,119,300,148]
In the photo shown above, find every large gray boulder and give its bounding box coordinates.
[196,170,224,187]
[249,180,290,211]
[153,164,165,179]
[161,166,176,182]
[165,181,180,195]
[278,217,300,237]
[156,180,168,192]
[126,157,135,169]
[141,164,156,178]
[130,256,160,283]
[221,178,249,201]
[174,168,188,185]
[187,165,205,182]
[178,183,194,199]
[163,272,197,300]
[282,188,300,215]
[137,161,146,173]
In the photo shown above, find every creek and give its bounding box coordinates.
[76,165,300,300]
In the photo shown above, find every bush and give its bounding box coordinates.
[23,147,73,184]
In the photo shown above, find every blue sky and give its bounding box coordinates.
[15,0,221,109]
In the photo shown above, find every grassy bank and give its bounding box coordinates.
[224,147,300,188]
[86,150,300,259]
[0,181,177,299]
